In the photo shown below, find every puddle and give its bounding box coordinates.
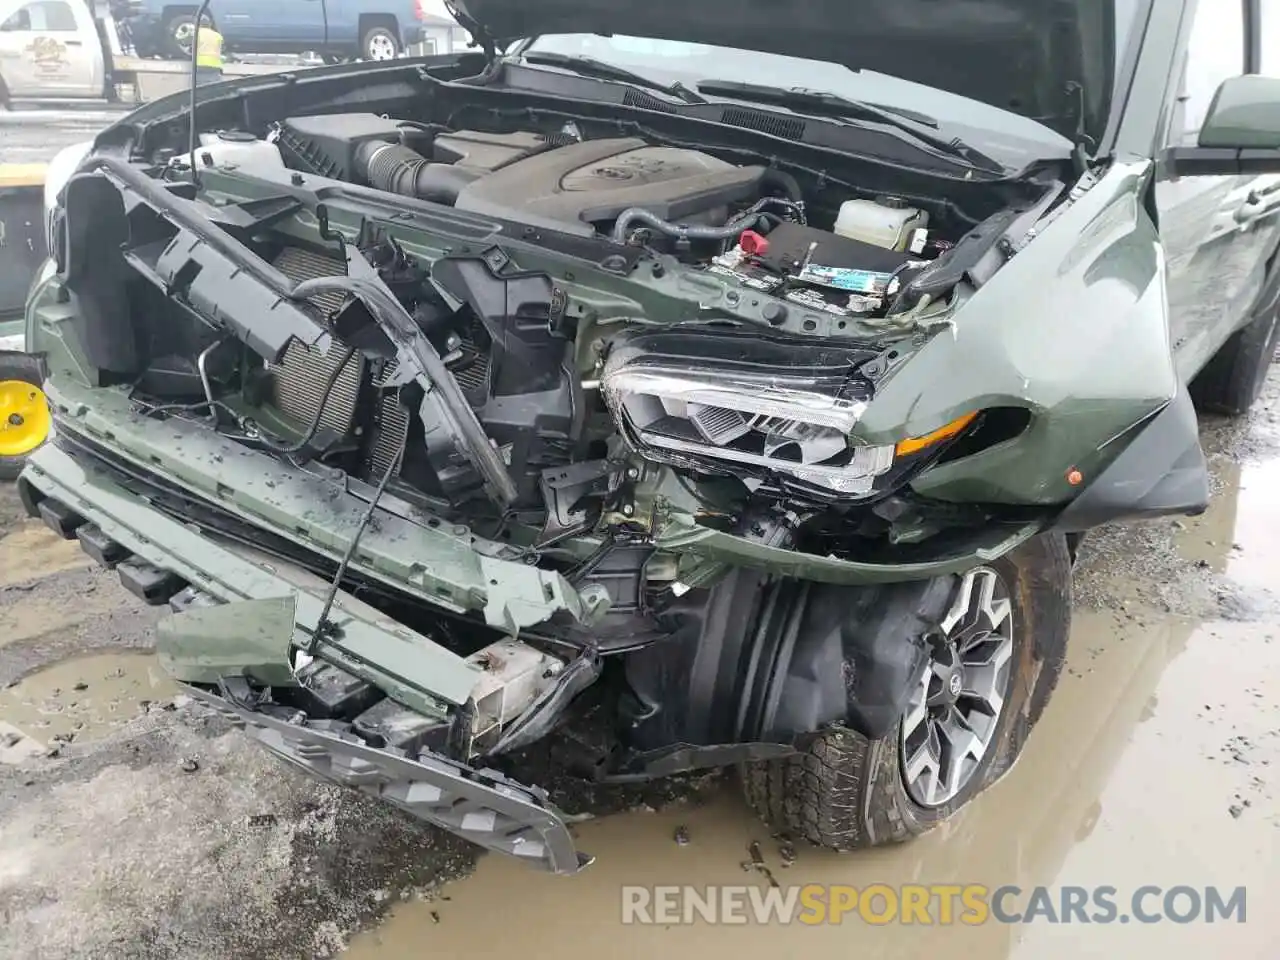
[0,521,92,588]
[1222,458,1280,591]
[1172,460,1242,574]
[1172,458,1280,622]
[0,652,177,749]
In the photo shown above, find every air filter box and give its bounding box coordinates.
[277,113,419,181]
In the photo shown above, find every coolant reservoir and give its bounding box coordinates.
[172,130,285,170]
[833,196,929,251]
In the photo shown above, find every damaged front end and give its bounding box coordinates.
[20,50,1200,869]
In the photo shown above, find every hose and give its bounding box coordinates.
[354,141,478,203]
[761,168,804,203]
[610,196,806,245]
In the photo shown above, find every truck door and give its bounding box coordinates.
[218,0,325,47]
[1158,0,1280,382]
[0,0,102,98]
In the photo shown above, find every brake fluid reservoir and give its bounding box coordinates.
[833,196,929,251]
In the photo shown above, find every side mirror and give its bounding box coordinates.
[1199,75,1280,149]
[1168,75,1280,176]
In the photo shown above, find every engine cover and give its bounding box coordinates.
[453,137,765,236]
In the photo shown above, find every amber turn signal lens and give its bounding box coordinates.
[895,412,978,457]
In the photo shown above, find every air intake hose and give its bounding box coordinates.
[354,140,479,204]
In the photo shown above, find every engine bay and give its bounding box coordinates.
[195,112,966,322]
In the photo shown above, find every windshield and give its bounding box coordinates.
[520,1,1145,170]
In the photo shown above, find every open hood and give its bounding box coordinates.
[446,0,1118,146]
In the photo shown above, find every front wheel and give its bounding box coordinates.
[741,534,1071,850]
[162,14,196,59]
[360,26,400,61]
[1190,278,1280,417]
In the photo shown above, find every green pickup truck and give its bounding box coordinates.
[16,0,1280,872]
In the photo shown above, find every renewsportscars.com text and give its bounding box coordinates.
[620,884,1248,926]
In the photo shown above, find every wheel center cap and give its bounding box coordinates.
[948,673,963,697]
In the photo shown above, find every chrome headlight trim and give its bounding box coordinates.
[603,368,868,434]
[603,365,894,497]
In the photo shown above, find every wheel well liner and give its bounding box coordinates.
[622,570,949,751]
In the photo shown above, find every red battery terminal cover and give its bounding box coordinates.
[738,230,770,256]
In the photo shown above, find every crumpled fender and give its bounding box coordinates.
[856,159,1180,509]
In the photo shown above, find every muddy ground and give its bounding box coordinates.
[2,370,1278,958]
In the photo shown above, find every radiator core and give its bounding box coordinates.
[269,247,363,438]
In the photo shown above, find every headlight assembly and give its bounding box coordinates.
[604,365,895,496]
[601,328,983,501]
[601,328,894,497]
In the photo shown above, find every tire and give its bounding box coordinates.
[162,13,196,60]
[1190,274,1280,417]
[1065,531,1086,565]
[360,26,400,61]
[741,533,1071,851]
[0,353,51,482]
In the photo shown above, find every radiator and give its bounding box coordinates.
[268,246,487,483]
[270,247,362,438]
[367,361,410,480]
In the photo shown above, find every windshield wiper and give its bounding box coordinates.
[694,79,1005,174]
[516,52,708,105]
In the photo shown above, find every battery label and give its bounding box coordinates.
[796,264,893,295]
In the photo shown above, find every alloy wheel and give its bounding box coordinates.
[899,566,1014,807]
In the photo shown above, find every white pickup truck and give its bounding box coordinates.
[0,0,114,102]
